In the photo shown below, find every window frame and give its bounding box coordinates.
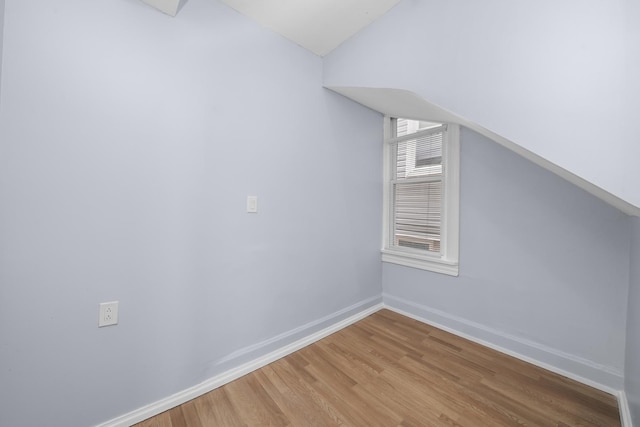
[381,117,460,276]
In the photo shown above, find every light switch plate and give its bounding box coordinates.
[247,196,258,213]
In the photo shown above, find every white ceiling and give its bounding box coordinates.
[217,0,401,56]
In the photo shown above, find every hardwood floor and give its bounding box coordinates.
[134,310,621,426]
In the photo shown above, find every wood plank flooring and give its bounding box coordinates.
[134,309,621,426]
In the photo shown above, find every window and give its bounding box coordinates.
[382,117,460,276]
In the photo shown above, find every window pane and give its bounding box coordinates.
[396,118,441,137]
[395,132,443,179]
[393,181,441,252]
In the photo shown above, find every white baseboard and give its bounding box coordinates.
[95,298,383,427]
[619,390,634,427]
[382,294,624,394]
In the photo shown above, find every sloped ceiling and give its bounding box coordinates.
[217,0,401,56]
[327,87,640,217]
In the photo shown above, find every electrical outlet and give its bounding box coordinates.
[98,301,119,327]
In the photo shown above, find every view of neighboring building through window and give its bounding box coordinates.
[394,119,444,252]
[382,118,460,276]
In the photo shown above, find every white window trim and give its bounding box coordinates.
[381,117,460,276]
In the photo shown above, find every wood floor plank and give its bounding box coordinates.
[180,401,204,427]
[223,374,290,426]
[254,365,341,427]
[190,390,233,426]
[134,310,621,427]
[326,334,453,424]
[272,358,351,426]
[136,410,173,427]
[167,407,188,427]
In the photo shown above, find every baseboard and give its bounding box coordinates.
[383,293,624,394]
[95,298,383,427]
[619,390,634,427]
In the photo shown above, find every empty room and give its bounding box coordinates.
[0,0,639,426]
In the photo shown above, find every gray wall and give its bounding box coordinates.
[383,128,630,388]
[627,0,640,138]
[324,0,640,209]
[0,0,382,426]
[0,0,4,99]
[627,217,640,422]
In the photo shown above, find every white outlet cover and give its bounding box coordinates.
[98,301,119,327]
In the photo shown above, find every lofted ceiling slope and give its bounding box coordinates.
[327,87,640,217]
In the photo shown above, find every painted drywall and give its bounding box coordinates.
[0,0,4,100]
[0,0,382,426]
[323,0,640,210]
[383,127,630,388]
[627,217,640,422]
[627,0,640,132]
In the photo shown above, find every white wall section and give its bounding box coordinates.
[0,0,382,425]
[324,0,640,210]
[0,0,5,101]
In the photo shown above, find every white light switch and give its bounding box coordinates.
[247,196,258,213]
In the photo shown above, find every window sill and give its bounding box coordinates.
[381,249,459,276]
